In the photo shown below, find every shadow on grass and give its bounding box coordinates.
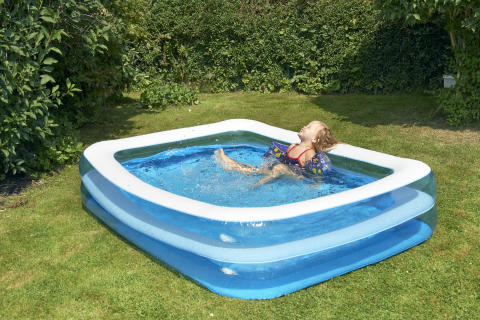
[309,93,479,131]
[0,95,146,199]
[79,95,148,146]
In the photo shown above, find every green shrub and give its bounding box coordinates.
[374,0,480,126]
[140,80,199,110]
[126,0,450,94]
[437,38,480,126]
[0,0,130,180]
[51,0,133,126]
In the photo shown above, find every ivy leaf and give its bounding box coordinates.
[40,74,55,85]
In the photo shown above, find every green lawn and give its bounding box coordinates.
[1,92,479,319]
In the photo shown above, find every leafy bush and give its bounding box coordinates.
[374,0,480,125]
[51,0,133,126]
[0,0,129,180]
[140,80,199,110]
[437,39,480,125]
[126,0,450,94]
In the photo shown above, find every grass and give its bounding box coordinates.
[1,91,479,319]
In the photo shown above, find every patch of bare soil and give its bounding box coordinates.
[0,175,44,210]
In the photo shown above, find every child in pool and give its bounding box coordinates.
[215,120,338,187]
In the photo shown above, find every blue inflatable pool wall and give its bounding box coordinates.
[79,120,436,299]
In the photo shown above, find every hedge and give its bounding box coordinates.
[126,0,451,94]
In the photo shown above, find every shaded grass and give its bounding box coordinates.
[1,92,479,319]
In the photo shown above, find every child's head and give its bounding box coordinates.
[298,120,338,152]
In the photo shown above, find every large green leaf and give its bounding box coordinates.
[42,57,58,65]
[40,16,56,24]
[40,74,55,85]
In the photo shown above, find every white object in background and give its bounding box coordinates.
[443,75,456,88]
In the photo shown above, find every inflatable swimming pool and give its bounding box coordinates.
[80,119,437,299]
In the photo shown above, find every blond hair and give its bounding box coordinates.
[312,121,338,153]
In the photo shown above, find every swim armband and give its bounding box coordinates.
[264,141,331,175]
[303,152,332,175]
[264,141,289,162]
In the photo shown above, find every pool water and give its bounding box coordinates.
[122,144,378,207]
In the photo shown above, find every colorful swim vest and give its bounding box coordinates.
[264,141,332,175]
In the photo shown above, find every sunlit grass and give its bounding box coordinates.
[1,92,479,319]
